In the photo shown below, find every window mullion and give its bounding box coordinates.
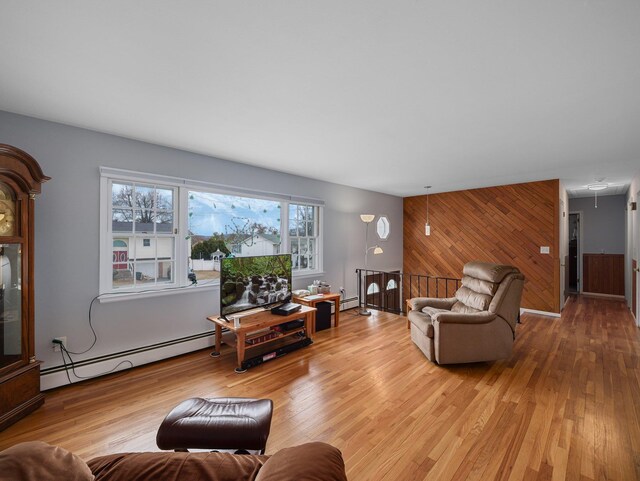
[177,186,189,287]
[281,201,289,257]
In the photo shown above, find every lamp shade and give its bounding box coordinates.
[360,214,375,223]
[373,246,383,255]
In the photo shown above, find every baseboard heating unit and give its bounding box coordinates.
[241,337,312,370]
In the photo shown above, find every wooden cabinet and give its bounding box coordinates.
[583,253,625,296]
[0,145,49,431]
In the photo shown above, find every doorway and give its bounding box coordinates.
[568,213,581,293]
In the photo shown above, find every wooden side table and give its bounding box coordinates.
[293,292,342,331]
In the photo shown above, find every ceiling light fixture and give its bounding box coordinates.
[424,186,431,236]
[587,181,608,208]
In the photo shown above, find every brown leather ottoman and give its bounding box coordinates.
[156,397,274,454]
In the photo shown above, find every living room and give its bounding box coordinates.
[1,2,639,480]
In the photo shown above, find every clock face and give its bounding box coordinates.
[0,183,16,237]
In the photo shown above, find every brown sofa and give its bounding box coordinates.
[0,440,348,481]
[407,261,524,364]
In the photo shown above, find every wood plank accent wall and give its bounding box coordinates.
[404,180,560,313]
[583,254,625,296]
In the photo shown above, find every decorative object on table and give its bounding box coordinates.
[292,289,311,297]
[424,185,432,235]
[359,214,383,316]
[311,279,331,294]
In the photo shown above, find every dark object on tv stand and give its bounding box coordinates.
[242,338,312,370]
[271,302,301,316]
[279,319,305,332]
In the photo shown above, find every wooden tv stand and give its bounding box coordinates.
[207,305,316,373]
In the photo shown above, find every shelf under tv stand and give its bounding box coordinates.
[207,305,316,373]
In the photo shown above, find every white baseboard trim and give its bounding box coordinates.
[340,296,359,311]
[40,334,214,391]
[520,308,561,318]
[581,291,626,300]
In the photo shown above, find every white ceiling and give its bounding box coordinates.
[1,1,639,198]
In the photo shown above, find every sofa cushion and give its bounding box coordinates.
[87,452,267,481]
[0,441,94,481]
[461,276,498,296]
[450,301,481,314]
[255,442,347,481]
[454,286,492,311]
[421,306,449,319]
[463,261,518,283]
[408,310,434,338]
[407,297,457,312]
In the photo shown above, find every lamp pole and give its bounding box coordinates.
[360,215,373,316]
[359,214,383,316]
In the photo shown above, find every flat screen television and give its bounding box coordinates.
[220,254,292,318]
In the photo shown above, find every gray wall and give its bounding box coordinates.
[569,194,626,254]
[0,110,403,370]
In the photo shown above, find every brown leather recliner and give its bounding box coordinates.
[407,261,525,364]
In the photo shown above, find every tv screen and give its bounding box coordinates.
[220,254,292,317]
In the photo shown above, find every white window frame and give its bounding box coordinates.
[100,171,184,297]
[99,167,324,300]
[286,202,322,274]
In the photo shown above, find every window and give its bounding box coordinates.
[367,282,380,295]
[109,181,176,289]
[187,191,281,282]
[376,216,390,240]
[288,204,319,272]
[100,168,324,295]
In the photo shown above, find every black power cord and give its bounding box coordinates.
[55,341,134,384]
[61,277,212,355]
[54,277,213,383]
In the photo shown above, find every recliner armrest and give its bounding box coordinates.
[408,297,457,311]
[431,311,497,325]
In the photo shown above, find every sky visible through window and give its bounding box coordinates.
[188,191,281,236]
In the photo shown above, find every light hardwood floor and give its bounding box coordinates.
[1,296,639,480]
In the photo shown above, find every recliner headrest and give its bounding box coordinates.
[463,261,520,283]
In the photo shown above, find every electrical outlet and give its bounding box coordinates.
[339,287,346,297]
[52,336,67,352]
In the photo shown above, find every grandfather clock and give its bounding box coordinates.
[0,144,49,431]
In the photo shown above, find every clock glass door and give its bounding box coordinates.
[0,182,21,370]
[0,244,22,369]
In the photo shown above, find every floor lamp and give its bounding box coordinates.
[359,214,383,316]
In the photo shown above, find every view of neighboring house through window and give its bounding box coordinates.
[188,191,281,282]
[111,182,176,289]
[102,168,323,294]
